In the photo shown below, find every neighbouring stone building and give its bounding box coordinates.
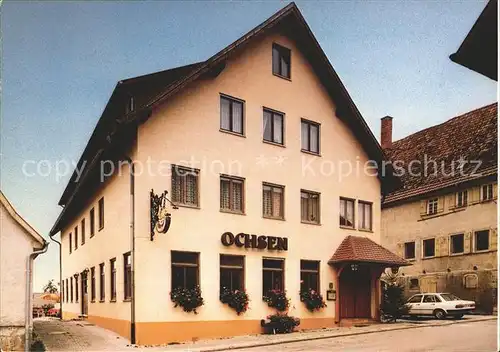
[381,103,498,313]
[0,191,48,351]
[50,3,408,345]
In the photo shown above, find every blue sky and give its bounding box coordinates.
[1,1,496,291]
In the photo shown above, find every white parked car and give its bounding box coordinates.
[406,293,475,319]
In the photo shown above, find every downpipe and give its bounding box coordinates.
[25,242,49,352]
[48,233,62,320]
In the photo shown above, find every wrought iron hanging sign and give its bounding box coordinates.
[150,189,174,241]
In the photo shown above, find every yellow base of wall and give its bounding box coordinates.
[62,313,336,345]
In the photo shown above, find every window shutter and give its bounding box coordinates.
[437,197,444,213]
[420,200,427,216]
[272,188,282,217]
[490,228,497,250]
[463,231,472,253]
[186,174,197,205]
[494,184,498,200]
[447,194,455,210]
[232,181,243,211]
[263,187,272,216]
[220,179,230,209]
[470,186,480,204]
[437,236,449,257]
[396,243,403,258]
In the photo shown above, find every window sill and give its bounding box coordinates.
[340,225,355,230]
[174,203,200,210]
[358,228,373,233]
[110,299,117,303]
[473,249,491,254]
[450,252,465,256]
[301,149,321,157]
[98,226,104,232]
[301,220,321,226]
[99,300,105,303]
[263,215,286,221]
[220,209,245,216]
[404,258,417,262]
[273,73,291,81]
[90,234,95,238]
[263,140,286,148]
[123,298,131,302]
[422,256,436,260]
[90,300,96,303]
[220,129,245,138]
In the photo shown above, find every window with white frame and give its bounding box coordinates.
[263,109,284,145]
[358,201,372,230]
[456,190,468,207]
[339,197,354,228]
[426,198,438,215]
[481,184,494,201]
[301,190,320,224]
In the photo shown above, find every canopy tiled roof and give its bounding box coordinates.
[384,103,497,205]
[329,235,409,266]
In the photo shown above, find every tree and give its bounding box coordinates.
[43,279,59,294]
[380,269,409,322]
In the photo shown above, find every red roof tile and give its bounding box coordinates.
[329,235,409,266]
[384,103,497,204]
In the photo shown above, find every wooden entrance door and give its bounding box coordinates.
[81,271,88,317]
[339,265,371,318]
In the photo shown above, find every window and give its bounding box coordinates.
[220,95,244,135]
[423,238,435,258]
[475,230,490,251]
[481,184,494,201]
[99,263,105,301]
[263,258,284,297]
[75,275,79,303]
[65,278,69,303]
[90,267,96,302]
[404,242,416,259]
[61,281,64,303]
[423,295,438,303]
[263,183,284,219]
[426,198,438,215]
[74,226,78,250]
[90,208,95,237]
[272,43,291,79]
[358,201,372,230]
[70,277,73,302]
[300,260,319,293]
[263,109,284,145]
[450,233,465,254]
[220,176,244,213]
[110,258,116,301]
[339,197,354,228]
[409,279,419,290]
[127,96,135,113]
[408,295,422,303]
[220,255,244,292]
[69,232,72,254]
[171,165,199,207]
[301,190,320,224]
[456,190,468,207]
[81,219,85,245]
[98,198,104,230]
[171,251,199,289]
[301,120,320,154]
[124,252,132,300]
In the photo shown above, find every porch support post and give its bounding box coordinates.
[371,266,385,321]
[333,266,340,324]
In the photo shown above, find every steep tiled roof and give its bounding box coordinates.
[329,235,409,266]
[384,103,497,205]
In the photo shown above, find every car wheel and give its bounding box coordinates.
[434,309,446,320]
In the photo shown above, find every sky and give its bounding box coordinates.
[1,1,497,291]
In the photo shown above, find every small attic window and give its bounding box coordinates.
[126,96,135,113]
[272,43,291,79]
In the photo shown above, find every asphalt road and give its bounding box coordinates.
[237,319,498,352]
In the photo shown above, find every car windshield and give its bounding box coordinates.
[440,293,461,301]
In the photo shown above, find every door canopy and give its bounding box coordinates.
[329,235,410,267]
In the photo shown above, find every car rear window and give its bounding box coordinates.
[440,293,460,301]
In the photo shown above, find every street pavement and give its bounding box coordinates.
[34,316,497,351]
[237,319,498,352]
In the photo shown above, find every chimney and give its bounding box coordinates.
[381,116,393,149]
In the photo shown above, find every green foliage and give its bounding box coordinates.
[43,280,58,294]
[299,288,327,312]
[380,271,410,321]
[263,289,290,311]
[266,313,300,333]
[220,287,250,315]
[170,286,204,314]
